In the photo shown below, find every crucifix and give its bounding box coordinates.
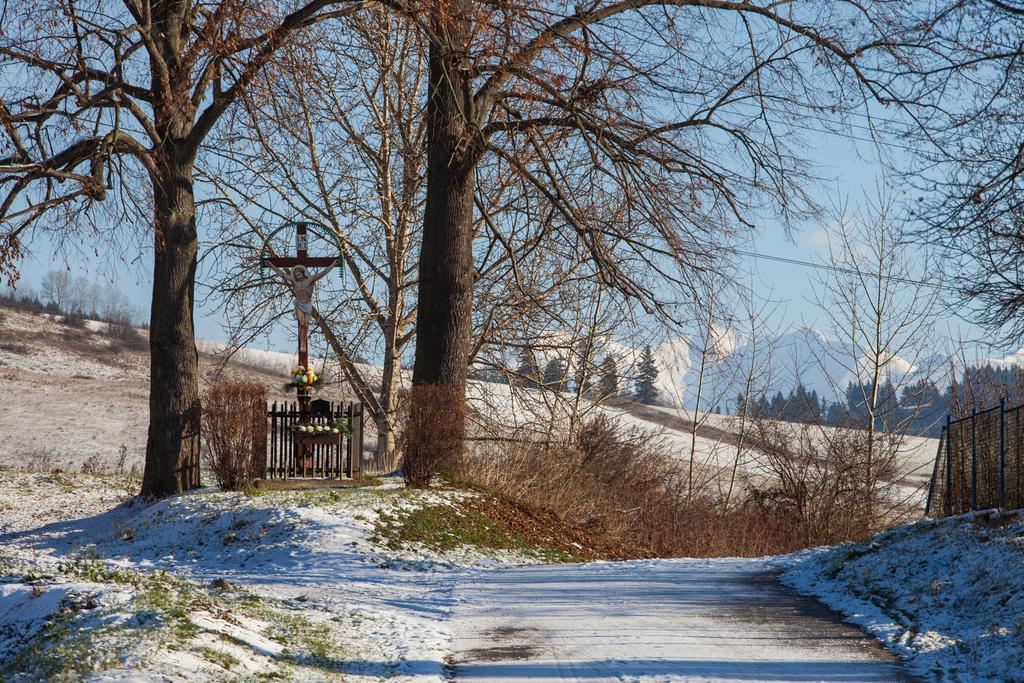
[261,221,340,415]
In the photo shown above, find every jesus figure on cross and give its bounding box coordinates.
[268,263,336,326]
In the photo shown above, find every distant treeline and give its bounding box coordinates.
[739,364,1024,436]
[0,270,143,328]
[470,345,668,406]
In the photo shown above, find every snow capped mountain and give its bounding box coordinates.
[640,326,957,410]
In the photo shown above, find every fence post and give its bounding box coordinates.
[350,402,363,479]
[999,397,1007,508]
[945,414,953,516]
[971,408,978,511]
[1018,409,1023,509]
[925,425,944,517]
[269,401,276,480]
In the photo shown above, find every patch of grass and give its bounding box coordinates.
[0,602,127,681]
[196,644,241,671]
[136,578,201,644]
[242,483,267,498]
[373,500,580,562]
[59,551,136,585]
[239,601,345,671]
[46,471,79,493]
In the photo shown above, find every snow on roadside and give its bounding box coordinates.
[780,509,1024,682]
[0,471,553,681]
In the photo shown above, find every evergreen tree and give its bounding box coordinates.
[769,390,786,416]
[542,357,568,391]
[635,345,660,405]
[516,349,540,389]
[598,356,620,397]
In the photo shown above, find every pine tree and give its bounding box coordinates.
[598,355,619,397]
[634,345,660,405]
[542,357,568,391]
[516,349,540,389]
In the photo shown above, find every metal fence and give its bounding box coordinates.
[926,398,1024,516]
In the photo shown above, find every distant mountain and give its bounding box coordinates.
[642,327,961,411]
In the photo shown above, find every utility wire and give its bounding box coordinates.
[733,247,949,291]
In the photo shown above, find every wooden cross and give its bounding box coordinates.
[262,222,339,414]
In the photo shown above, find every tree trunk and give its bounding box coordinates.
[377,332,400,467]
[376,415,397,465]
[141,145,202,497]
[407,18,479,484]
[412,53,477,391]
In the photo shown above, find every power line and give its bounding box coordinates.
[732,247,949,291]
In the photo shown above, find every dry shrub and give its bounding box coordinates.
[457,415,806,558]
[201,381,267,490]
[80,454,104,475]
[745,419,902,545]
[108,323,146,351]
[403,384,465,488]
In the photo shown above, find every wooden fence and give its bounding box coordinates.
[926,398,1024,517]
[266,399,363,479]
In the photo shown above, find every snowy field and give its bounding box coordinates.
[1,304,938,515]
[0,307,357,472]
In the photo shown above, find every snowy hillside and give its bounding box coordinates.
[0,303,939,511]
[0,306,357,472]
[783,509,1024,682]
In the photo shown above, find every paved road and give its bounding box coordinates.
[450,559,913,682]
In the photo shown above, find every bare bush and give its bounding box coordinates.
[745,419,904,545]
[80,454,105,476]
[403,384,465,488]
[457,415,806,558]
[24,450,55,473]
[114,444,129,475]
[109,324,146,352]
[201,382,267,491]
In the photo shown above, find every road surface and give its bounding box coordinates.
[450,559,912,682]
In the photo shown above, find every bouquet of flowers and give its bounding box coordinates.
[287,365,324,391]
[291,417,351,436]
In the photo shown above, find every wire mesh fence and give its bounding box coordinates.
[926,399,1024,516]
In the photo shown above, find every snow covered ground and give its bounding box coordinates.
[0,469,920,682]
[5,468,1024,681]
[0,470,569,681]
[782,509,1024,682]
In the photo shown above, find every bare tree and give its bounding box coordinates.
[40,270,72,312]
[204,10,604,463]
[469,272,639,444]
[0,0,358,496]
[202,10,425,464]
[723,294,778,507]
[812,192,941,523]
[403,0,920,483]
[902,1,1024,344]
